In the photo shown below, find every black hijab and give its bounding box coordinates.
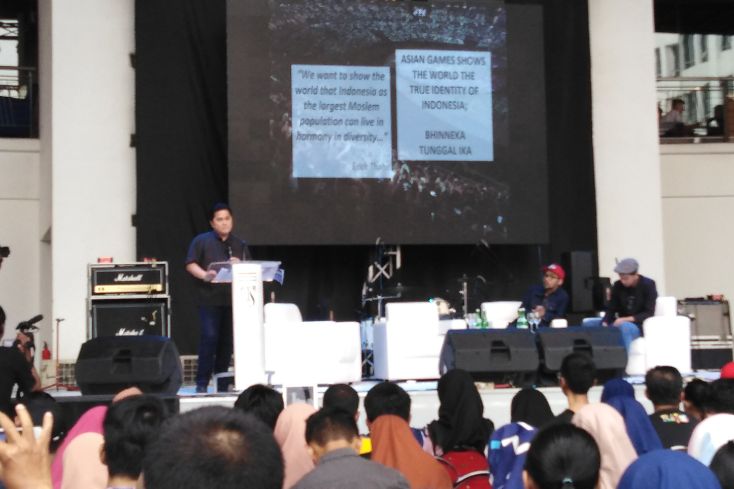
[428,369,494,453]
[510,388,554,428]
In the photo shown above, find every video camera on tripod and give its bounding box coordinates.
[13,314,42,361]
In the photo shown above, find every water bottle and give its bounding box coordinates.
[516,307,529,329]
[479,310,489,329]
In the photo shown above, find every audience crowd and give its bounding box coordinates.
[1,358,734,489]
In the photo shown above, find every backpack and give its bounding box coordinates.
[436,450,492,489]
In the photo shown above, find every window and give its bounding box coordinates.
[723,35,732,51]
[682,34,695,68]
[666,44,681,76]
[700,35,708,62]
[655,48,661,77]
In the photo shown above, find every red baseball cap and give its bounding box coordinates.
[543,263,566,281]
[721,362,734,379]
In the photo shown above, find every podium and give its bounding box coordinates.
[215,261,281,391]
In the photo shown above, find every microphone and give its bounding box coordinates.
[227,246,233,259]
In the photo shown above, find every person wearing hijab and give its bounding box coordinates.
[489,421,536,489]
[604,396,663,455]
[510,388,554,428]
[617,450,721,489]
[599,377,634,402]
[487,389,553,489]
[427,369,494,455]
[370,414,452,489]
[523,423,600,489]
[571,403,637,489]
[274,403,317,489]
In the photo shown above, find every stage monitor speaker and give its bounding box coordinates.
[439,329,539,385]
[561,251,596,313]
[537,328,627,383]
[75,336,182,395]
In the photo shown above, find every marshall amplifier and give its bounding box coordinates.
[89,262,168,295]
[89,297,170,338]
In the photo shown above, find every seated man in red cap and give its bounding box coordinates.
[521,263,569,328]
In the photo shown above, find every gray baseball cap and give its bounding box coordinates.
[614,258,639,274]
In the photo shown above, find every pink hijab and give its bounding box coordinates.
[274,403,317,489]
[572,403,637,489]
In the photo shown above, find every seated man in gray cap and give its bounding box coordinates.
[585,257,657,351]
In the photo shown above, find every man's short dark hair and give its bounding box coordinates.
[305,407,359,447]
[560,353,596,395]
[22,392,64,451]
[142,406,283,489]
[706,379,734,415]
[364,382,411,423]
[104,395,168,479]
[672,98,685,108]
[0,305,5,334]
[233,384,284,430]
[209,202,232,220]
[322,384,359,417]
[645,366,683,406]
[684,378,709,412]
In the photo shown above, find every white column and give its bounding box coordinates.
[588,0,666,289]
[39,0,136,360]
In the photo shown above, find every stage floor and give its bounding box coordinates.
[176,380,651,432]
[51,370,720,433]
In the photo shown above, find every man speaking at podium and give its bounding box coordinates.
[186,203,251,393]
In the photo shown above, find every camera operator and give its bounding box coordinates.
[0,306,41,418]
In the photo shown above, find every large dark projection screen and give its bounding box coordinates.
[227,0,547,245]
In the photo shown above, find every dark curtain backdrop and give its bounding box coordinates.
[135,0,596,354]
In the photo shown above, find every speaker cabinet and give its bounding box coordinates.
[89,298,170,338]
[75,336,182,395]
[561,251,596,313]
[537,328,627,382]
[439,329,539,385]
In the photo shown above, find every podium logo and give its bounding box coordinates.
[114,273,144,282]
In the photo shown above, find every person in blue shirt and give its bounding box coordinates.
[521,263,569,328]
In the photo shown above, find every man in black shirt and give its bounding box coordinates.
[186,203,251,393]
[646,366,698,451]
[553,353,596,424]
[0,306,39,417]
[585,257,657,351]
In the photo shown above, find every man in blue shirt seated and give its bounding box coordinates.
[521,263,569,328]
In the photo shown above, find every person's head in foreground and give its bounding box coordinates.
[523,423,601,489]
[364,381,411,424]
[234,383,284,430]
[305,406,361,461]
[102,394,168,487]
[142,406,284,489]
[617,450,721,489]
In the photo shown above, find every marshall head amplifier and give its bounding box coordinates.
[89,262,168,295]
[89,298,170,338]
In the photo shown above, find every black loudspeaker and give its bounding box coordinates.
[439,330,539,385]
[561,251,596,313]
[537,328,627,383]
[75,336,182,395]
[90,298,170,338]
